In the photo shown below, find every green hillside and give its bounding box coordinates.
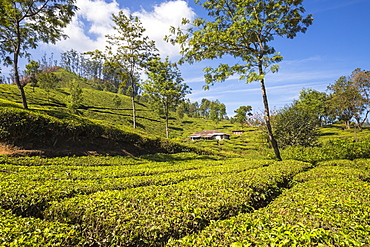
[0,82,240,137]
[0,71,251,157]
[2,72,370,159]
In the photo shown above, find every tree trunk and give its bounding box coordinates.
[165,115,169,138]
[357,110,369,131]
[131,94,136,129]
[14,55,28,109]
[345,120,351,129]
[129,75,136,129]
[355,117,363,131]
[14,25,28,109]
[165,102,169,138]
[259,77,282,161]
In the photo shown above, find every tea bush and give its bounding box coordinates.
[0,209,82,246]
[0,156,268,217]
[170,162,370,246]
[282,138,370,163]
[45,161,310,246]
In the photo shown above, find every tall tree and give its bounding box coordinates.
[105,12,158,129]
[199,98,210,118]
[328,75,366,129]
[142,57,190,138]
[167,0,313,160]
[189,101,200,117]
[0,0,77,109]
[218,102,227,120]
[209,100,227,124]
[233,105,253,126]
[24,60,40,88]
[66,79,83,113]
[209,100,220,124]
[37,71,59,101]
[60,49,81,75]
[296,88,328,126]
[176,100,190,119]
[351,68,370,129]
[84,50,105,82]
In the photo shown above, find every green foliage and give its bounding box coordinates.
[24,60,40,87]
[66,80,83,112]
[0,84,241,141]
[0,107,104,145]
[209,100,227,124]
[282,138,370,163]
[104,12,158,128]
[327,75,365,129]
[0,108,58,142]
[112,94,122,108]
[170,162,370,246]
[142,57,190,138]
[0,105,202,157]
[53,68,95,89]
[0,209,82,246]
[187,127,273,159]
[232,105,253,126]
[0,0,78,109]
[274,103,319,148]
[38,72,59,90]
[296,88,328,126]
[45,160,309,246]
[167,0,313,161]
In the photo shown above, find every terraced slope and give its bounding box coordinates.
[0,153,317,246]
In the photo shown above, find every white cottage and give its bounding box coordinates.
[189,130,230,141]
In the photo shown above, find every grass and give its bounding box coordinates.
[0,83,239,141]
[319,124,370,142]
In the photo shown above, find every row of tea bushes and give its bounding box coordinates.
[45,161,311,246]
[0,156,268,181]
[169,161,370,246]
[0,209,82,246]
[282,139,370,163]
[0,157,271,218]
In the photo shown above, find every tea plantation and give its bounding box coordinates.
[1,153,370,246]
[1,83,370,246]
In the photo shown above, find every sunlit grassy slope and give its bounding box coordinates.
[2,68,369,159]
[0,83,239,139]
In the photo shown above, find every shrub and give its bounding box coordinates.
[0,108,56,142]
[170,163,370,246]
[0,209,83,246]
[282,138,370,163]
[274,103,319,148]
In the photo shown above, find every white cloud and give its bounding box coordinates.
[135,0,196,58]
[50,0,194,57]
[52,0,122,53]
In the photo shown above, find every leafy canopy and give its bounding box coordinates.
[142,57,190,114]
[105,13,158,85]
[142,57,190,138]
[103,12,158,128]
[274,102,319,148]
[0,0,78,65]
[233,105,253,126]
[0,0,77,109]
[167,0,313,88]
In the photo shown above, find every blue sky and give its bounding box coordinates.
[6,0,370,116]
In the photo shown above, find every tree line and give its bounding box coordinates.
[273,69,370,148]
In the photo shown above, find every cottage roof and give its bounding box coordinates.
[190,130,230,138]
